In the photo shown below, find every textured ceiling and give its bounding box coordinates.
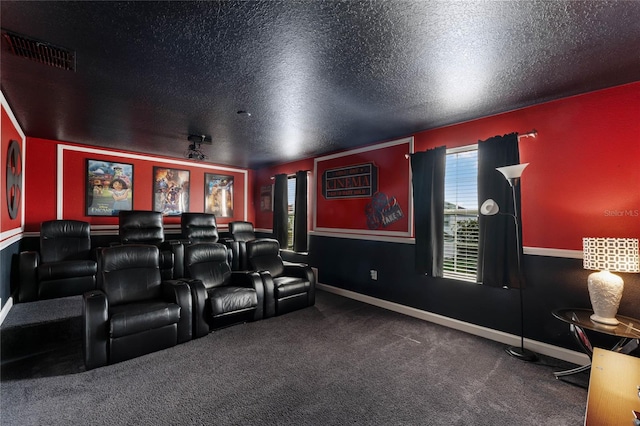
[1,1,639,169]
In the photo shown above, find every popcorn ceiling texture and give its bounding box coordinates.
[2,1,639,168]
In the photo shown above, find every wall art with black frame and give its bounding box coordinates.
[86,159,134,216]
[153,167,190,216]
[205,174,234,217]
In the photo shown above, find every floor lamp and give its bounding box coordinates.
[480,163,538,362]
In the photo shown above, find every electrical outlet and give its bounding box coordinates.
[370,270,378,280]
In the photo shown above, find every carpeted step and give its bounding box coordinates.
[0,296,82,365]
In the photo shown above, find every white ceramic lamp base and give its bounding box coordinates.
[587,270,623,326]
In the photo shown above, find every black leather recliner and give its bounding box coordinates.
[246,238,315,318]
[183,243,264,337]
[118,210,184,279]
[83,244,192,370]
[227,221,257,270]
[19,220,97,302]
[181,213,219,243]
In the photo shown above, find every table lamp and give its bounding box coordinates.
[582,237,639,325]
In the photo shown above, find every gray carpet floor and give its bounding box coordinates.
[1,290,588,425]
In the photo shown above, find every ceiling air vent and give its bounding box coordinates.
[2,30,76,71]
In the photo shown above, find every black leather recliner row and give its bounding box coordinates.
[17,213,245,303]
[181,236,316,335]
[18,212,184,303]
[83,236,316,369]
[18,214,315,369]
[180,215,315,320]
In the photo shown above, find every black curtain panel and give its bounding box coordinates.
[293,170,308,253]
[477,133,522,287]
[272,173,288,248]
[410,146,446,276]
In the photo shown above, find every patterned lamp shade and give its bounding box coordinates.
[583,237,639,325]
[583,238,640,273]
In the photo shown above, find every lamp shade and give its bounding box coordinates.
[480,199,500,216]
[582,237,639,325]
[496,163,529,180]
[583,238,640,273]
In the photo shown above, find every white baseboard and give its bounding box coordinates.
[0,296,14,327]
[317,283,590,366]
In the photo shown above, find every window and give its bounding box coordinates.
[443,146,479,282]
[286,175,296,250]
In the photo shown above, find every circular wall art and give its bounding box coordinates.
[6,139,22,219]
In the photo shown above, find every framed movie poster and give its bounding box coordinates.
[86,160,134,216]
[153,167,190,215]
[205,174,234,217]
[260,184,273,212]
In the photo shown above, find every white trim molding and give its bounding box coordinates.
[317,283,590,366]
[0,231,22,250]
[310,230,414,244]
[0,296,14,327]
[523,247,583,259]
[308,232,583,260]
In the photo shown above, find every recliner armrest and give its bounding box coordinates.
[162,279,193,343]
[83,290,109,370]
[229,271,264,320]
[178,278,209,339]
[223,241,243,271]
[283,263,314,282]
[161,241,184,279]
[257,271,276,319]
[18,251,40,303]
[283,263,316,307]
[219,239,235,268]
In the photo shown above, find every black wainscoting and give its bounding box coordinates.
[308,234,640,354]
[1,239,21,309]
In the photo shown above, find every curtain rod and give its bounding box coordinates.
[404,129,538,159]
[270,170,310,179]
[518,129,537,139]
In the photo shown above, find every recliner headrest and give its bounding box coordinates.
[185,242,228,266]
[119,210,164,244]
[100,244,160,271]
[246,238,280,258]
[40,220,92,263]
[229,221,255,242]
[181,213,219,243]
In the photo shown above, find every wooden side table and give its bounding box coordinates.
[552,308,640,378]
[585,348,640,426]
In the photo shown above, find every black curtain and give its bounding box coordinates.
[272,173,288,248]
[293,170,308,252]
[477,133,522,287]
[410,147,446,276]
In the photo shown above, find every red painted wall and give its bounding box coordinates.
[23,138,254,232]
[1,100,24,237]
[413,82,640,250]
[314,139,411,234]
[256,82,640,251]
